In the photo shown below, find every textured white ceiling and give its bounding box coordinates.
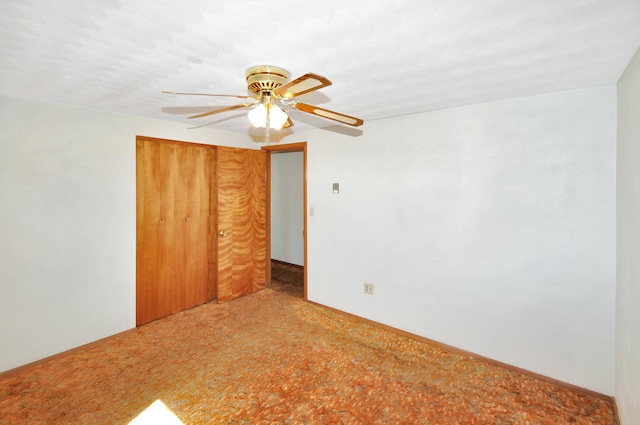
[1,0,639,135]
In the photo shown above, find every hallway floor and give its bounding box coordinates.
[269,260,304,299]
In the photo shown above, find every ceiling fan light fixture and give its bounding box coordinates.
[269,105,289,129]
[165,64,363,133]
[248,103,288,130]
[248,103,267,127]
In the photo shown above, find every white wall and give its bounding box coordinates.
[0,84,619,396]
[616,47,640,425]
[0,95,255,373]
[270,151,304,266]
[293,86,617,394]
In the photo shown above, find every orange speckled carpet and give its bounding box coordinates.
[0,289,616,424]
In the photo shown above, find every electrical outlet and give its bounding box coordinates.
[364,283,374,295]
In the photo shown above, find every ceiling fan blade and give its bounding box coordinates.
[163,90,255,100]
[292,102,364,127]
[274,73,332,99]
[282,117,294,129]
[188,102,255,119]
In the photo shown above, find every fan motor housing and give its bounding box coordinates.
[246,65,290,94]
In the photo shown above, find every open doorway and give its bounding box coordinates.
[263,143,307,300]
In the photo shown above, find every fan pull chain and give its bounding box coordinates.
[266,106,271,142]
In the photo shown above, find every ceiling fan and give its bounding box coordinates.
[163,65,364,132]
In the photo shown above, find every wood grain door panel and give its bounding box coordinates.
[216,146,267,303]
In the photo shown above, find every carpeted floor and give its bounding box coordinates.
[0,289,616,424]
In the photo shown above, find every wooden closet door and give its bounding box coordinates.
[136,137,215,325]
[216,146,267,303]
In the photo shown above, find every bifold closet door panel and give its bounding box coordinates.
[136,137,214,325]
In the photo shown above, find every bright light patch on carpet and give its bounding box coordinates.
[128,400,184,425]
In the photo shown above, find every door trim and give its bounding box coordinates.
[262,142,308,300]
